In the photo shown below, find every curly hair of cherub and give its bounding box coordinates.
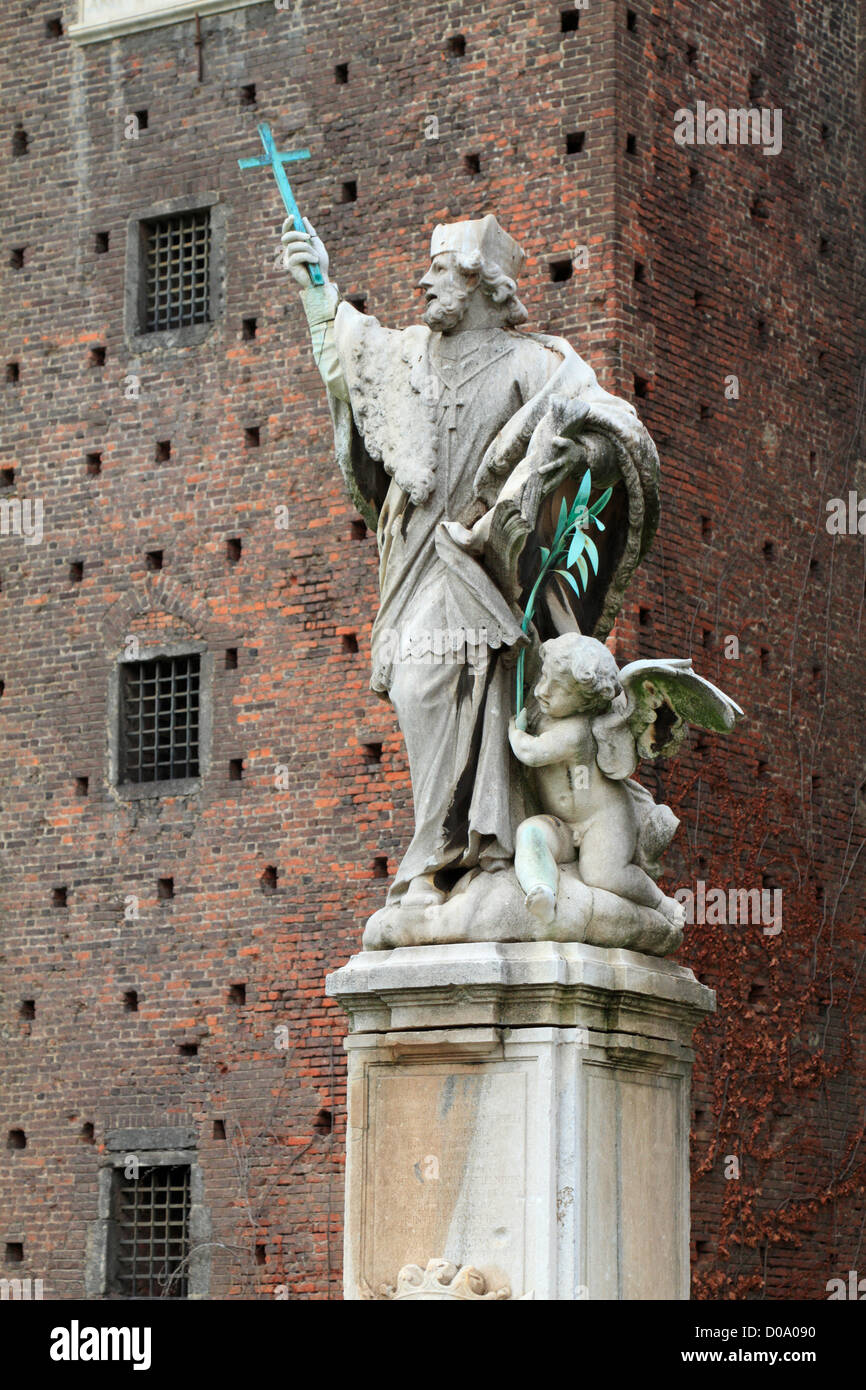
[541,633,623,704]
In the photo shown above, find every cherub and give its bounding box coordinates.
[508,633,742,929]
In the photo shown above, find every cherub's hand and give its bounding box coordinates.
[280,216,330,287]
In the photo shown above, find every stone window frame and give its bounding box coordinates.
[125,194,226,352]
[70,1,265,46]
[85,1127,211,1300]
[108,639,214,800]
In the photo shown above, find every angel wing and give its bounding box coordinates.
[616,658,744,761]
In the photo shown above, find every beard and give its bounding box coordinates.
[422,283,471,331]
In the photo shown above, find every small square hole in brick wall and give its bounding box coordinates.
[750,196,771,220]
[627,9,637,31]
[228,758,243,781]
[53,886,68,907]
[86,451,102,476]
[228,982,246,1005]
[757,759,768,780]
[695,734,708,754]
[748,70,764,102]
[135,109,149,130]
[155,439,171,462]
[346,294,367,313]
[686,42,697,63]
[6,362,20,383]
[447,34,466,55]
[12,128,28,157]
[811,775,823,799]
[759,647,769,669]
[372,856,388,878]
[699,402,710,420]
[69,560,84,583]
[213,1119,226,1140]
[5,1242,23,1264]
[80,1121,94,1142]
[463,153,480,175]
[10,247,25,269]
[549,258,573,283]
[145,549,163,571]
[334,62,349,83]
[261,865,278,894]
[255,1244,266,1265]
[818,235,829,256]
[313,1107,332,1135]
[634,375,649,398]
[639,607,651,627]
[179,1042,198,1057]
[1,467,15,486]
[694,1239,709,1257]
[7,1129,26,1150]
[0,680,5,698]
[89,345,106,367]
[157,876,174,900]
[688,166,701,187]
[762,540,774,560]
[811,663,822,682]
[46,15,63,37]
[95,231,110,254]
[565,131,585,154]
[809,557,820,574]
[363,741,383,763]
[342,632,359,653]
[340,179,358,203]
[19,1000,35,1020]
[820,121,830,142]
[244,425,260,448]
[693,289,705,307]
[224,647,238,670]
[701,628,711,648]
[226,537,242,564]
[633,260,645,283]
[242,316,257,340]
[560,8,580,32]
[123,989,138,1013]
[240,83,257,106]
[75,775,90,797]
[700,516,712,539]
[350,518,367,540]
[625,133,637,155]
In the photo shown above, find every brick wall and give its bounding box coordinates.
[1,0,863,1298]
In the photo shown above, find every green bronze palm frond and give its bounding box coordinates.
[515,470,612,714]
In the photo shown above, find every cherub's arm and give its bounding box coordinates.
[508,714,584,768]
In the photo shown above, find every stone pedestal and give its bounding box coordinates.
[325,941,715,1301]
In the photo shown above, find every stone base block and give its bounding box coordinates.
[326,941,715,1301]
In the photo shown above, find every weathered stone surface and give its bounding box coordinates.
[328,941,714,1300]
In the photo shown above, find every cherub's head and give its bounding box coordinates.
[534,634,622,718]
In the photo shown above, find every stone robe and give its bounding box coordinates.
[300,284,658,901]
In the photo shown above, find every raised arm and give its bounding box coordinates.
[281,219,349,402]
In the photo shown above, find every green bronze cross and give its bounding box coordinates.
[238,122,324,286]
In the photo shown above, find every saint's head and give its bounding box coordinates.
[418,214,528,333]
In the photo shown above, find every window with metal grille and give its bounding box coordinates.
[119,654,200,783]
[142,209,211,332]
[109,1165,191,1299]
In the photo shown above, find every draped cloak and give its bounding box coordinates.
[301,284,660,901]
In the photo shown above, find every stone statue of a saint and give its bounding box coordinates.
[284,214,740,952]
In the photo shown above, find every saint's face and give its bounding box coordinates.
[418,252,473,331]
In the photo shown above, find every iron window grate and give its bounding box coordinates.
[120,654,201,784]
[143,210,211,332]
[110,1165,191,1299]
